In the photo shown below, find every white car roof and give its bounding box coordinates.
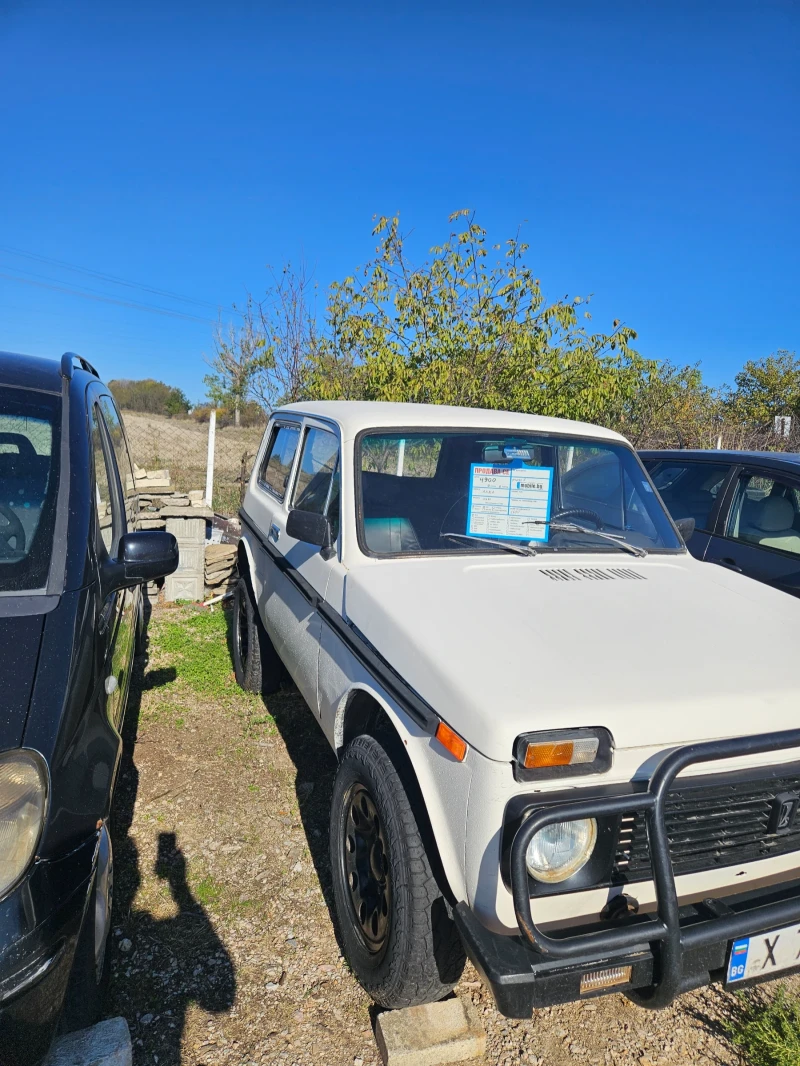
[274,400,628,444]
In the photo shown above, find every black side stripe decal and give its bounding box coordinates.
[238,508,439,735]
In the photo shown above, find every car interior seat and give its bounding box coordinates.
[363,517,421,554]
[740,496,800,553]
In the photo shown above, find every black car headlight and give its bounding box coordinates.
[0,750,47,899]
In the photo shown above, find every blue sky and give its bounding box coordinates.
[0,1,797,402]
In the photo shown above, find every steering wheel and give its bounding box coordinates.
[0,503,25,555]
[552,507,605,530]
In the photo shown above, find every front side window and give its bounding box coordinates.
[260,424,300,501]
[645,460,730,532]
[99,396,136,530]
[358,430,682,556]
[0,386,61,592]
[91,407,122,557]
[292,428,340,539]
[725,472,800,556]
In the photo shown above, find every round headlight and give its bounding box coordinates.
[525,818,597,883]
[0,750,47,899]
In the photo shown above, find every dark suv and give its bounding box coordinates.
[0,351,178,1065]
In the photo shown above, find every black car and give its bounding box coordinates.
[0,351,178,1065]
[640,448,800,596]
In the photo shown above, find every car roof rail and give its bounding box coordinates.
[60,352,100,380]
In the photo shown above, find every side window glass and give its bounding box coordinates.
[648,461,730,532]
[260,424,300,500]
[91,407,122,556]
[292,428,340,524]
[726,473,800,556]
[99,396,136,530]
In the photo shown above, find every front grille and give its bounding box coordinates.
[613,771,800,883]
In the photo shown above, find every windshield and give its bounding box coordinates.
[0,387,61,592]
[357,430,682,556]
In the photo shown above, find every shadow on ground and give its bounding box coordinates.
[108,613,236,1065]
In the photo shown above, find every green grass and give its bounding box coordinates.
[194,874,223,907]
[725,985,800,1066]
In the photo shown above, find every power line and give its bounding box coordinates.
[0,271,215,324]
[0,243,233,315]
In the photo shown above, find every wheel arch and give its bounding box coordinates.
[334,685,469,905]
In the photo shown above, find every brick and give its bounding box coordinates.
[45,1017,131,1066]
[375,998,486,1066]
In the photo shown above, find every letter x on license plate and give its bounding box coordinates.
[727,921,800,984]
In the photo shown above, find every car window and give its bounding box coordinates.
[361,435,442,478]
[292,428,340,536]
[645,460,730,532]
[260,424,301,501]
[91,405,122,557]
[0,386,61,592]
[99,396,136,530]
[725,472,800,556]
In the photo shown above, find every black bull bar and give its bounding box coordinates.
[510,728,800,1009]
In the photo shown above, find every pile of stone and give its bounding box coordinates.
[205,543,238,599]
[134,465,208,529]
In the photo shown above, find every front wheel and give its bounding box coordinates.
[329,735,465,1009]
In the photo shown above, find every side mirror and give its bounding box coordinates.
[674,517,696,542]
[285,509,334,558]
[103,531,179,596]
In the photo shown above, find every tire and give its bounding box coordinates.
[62,827,113,1033]
[232,575,282,695]
[330,735,465,1009]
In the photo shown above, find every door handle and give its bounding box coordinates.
[718,557,743,573]
[269,523,280,543]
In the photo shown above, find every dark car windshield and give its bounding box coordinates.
[357,430,682,556]
[0,387,61,592]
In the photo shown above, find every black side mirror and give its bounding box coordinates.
[285,509,334,558]
[103,531,179,596]
[674,517,696,542]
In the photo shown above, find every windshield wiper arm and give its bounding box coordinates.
[441,532,538,557]
[523,521,647,558]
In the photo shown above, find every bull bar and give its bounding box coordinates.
[509,728,800,1009]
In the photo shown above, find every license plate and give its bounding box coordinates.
[727,922,800,984]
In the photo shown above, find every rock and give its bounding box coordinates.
[119,938,132,953]
[189,490,205,500]
[44,1017,132,1066]
[375,997,486,1066]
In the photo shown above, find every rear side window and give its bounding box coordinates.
[260,424,300,501]
[726,472,800,556]
[646,460,730,532]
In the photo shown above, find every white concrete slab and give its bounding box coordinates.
[45,1017,132,1066]
[375,997,486,1066]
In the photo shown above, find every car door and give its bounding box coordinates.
[704,466,800,596]
[89,395,128,730]
[643,458,734,559]
[97,393,139,710]
[273,419,341,709]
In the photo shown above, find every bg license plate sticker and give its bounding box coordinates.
[727,922,800,983]
[467,464,553,542]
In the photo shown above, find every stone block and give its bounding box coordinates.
[164,573,204,602]
[177,545,204,573]
[45,1016,131,1066]
[165,516,208,541]
[375,998,486,1066]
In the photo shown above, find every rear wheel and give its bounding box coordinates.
[232,576,282,694]
[330,735,465,1009]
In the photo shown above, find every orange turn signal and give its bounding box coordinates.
[435,722,467,762]
[524,741,575,769]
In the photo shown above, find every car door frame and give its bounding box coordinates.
[705,461,800,594]
[645,455,738,560]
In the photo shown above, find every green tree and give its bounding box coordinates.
[306,211,652,426]
[109,378,190,416]
[726,350,800,428]
[204,296,273,425]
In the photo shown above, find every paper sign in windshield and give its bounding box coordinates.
[467,464,553,542]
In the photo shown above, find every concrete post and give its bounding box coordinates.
[205,409,216,508]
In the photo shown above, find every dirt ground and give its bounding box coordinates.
[108,603,798,1066]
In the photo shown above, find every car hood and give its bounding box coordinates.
[343,554,800,763]
[0,613,45,749]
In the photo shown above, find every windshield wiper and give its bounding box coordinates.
[441,532,538,557]
[523,520,647,558]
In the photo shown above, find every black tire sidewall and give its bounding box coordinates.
[232,577,261,692]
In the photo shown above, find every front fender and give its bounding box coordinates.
[319,624,472,904]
